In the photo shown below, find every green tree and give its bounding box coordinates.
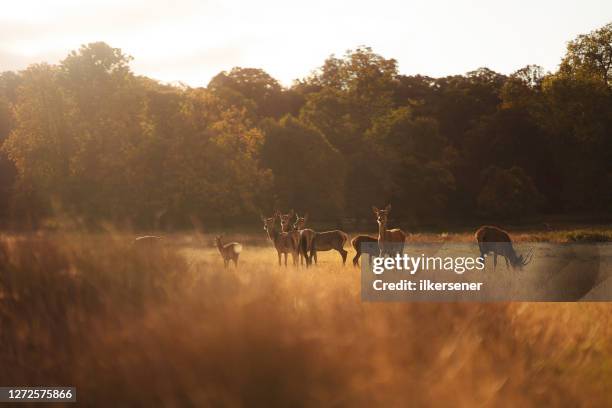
[2,64,73,221]
[261,116,345,218]
[477,166,544,219]
[560,23,612,87]
[155,89,273,226]
[366,107,456,221]
[209,67,301,121]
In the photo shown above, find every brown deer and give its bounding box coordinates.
[350,235,379,266]
[372,204,406,256]
[215,235,242,268]
[279,210,300,254]
[293,213,316,266]
[299,226,349,267]
[475,225,533,270]
[261,213,298,266]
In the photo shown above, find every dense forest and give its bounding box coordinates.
[1,23,611,229]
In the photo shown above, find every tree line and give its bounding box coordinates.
[1,23,611,229]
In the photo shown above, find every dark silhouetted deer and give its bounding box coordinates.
[475,225,533,270]
[372,204,406,256]
[215,235,242,268]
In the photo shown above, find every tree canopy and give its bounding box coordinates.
[1,24,611,229]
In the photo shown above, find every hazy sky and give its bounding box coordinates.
[1,0,611,86]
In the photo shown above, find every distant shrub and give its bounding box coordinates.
[566,231,612,242]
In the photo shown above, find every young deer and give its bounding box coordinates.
[262,212,298,266]
[293,213,316,266]
[372,204,406,256]
[215,235,242,268]
[475,225,533,270]
[350,235,379,266]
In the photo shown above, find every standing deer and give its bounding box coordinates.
[215,235,242,268]
[279,210,300,254]
[299,225,349,267]
[372,204,406,256]
[350,235,379,266]
[475,225,533,270]
[262,213,298,267]
[293,213,316,266]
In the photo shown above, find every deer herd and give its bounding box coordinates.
[134,204,532,271]
[249,204,531,271]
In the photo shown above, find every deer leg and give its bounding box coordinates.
[493,253,497,271]
[505,257,510,269]
[234,255,239,268]
[353,249,360,267]
[277,250,282,266]
[224,259,228,268]
[340,248,348,265]
[284,252,288,266]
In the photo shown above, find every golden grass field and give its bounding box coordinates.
[1,228,612,407]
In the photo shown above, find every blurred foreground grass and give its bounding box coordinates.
[0,231,611,407]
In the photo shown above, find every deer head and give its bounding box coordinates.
[513,248,534,268]
[261,214,276,233]
[372,204,392,227]
[279,209,294,232]
[293,212,309,230]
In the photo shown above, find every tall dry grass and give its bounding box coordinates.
[0,232,611,407]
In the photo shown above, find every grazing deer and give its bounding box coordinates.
[350,235,379,266]
[475,225,533,270]
[293,213,316,266]
[215,235,242,268]
[300,227,349,267]
[261,213,298,266]
[372,204,406,256]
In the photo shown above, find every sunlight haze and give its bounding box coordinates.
[1,0,611,86]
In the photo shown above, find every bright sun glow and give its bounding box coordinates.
[1,0,612,86]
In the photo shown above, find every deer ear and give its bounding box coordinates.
[385,204,392,212]
[260,214,266,222]
[372,206,379,214]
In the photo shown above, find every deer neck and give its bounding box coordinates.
[378,221,387,240]
[266,226,279,243]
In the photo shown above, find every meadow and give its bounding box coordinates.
[1,228,612,407]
